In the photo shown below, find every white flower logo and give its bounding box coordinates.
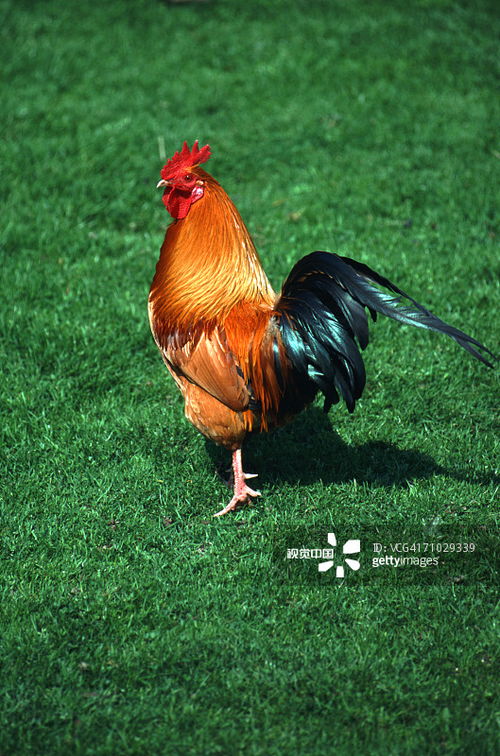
[318,532,361,577]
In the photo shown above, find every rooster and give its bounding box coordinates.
[148,141,494,516]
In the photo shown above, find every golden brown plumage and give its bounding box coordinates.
[149,141,494,516]
[148,166,284,447]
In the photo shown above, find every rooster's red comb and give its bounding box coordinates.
[161,140,211,179]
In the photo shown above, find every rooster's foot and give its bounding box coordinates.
[213,449,261,517]
[213,483,261,517]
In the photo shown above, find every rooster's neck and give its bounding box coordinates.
[149,175,275,337]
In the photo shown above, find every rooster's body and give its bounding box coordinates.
[148,141,494,516]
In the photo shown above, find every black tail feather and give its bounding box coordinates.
[276,251,495,414]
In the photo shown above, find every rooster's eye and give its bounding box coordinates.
[184,174,192,182]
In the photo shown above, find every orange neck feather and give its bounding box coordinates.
[149,169,275,340]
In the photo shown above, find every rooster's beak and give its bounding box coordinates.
[156,179,172,189]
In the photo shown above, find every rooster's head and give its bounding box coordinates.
[157,140,211,220]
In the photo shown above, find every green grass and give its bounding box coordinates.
[1,0,498,753]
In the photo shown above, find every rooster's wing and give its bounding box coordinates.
[161,329,251,413]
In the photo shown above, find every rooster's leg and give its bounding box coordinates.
[213,448,261,517]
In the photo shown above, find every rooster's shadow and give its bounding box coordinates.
[204,405,497,492]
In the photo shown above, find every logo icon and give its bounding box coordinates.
[286,532,361,578]
[318,532,361,577]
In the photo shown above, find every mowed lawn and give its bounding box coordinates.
[1,1,498,754]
